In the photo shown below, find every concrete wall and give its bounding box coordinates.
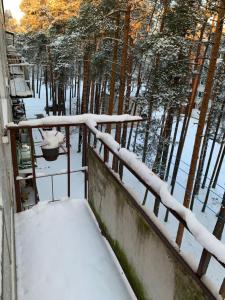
[0,2,16,300]
[88,148,215,300]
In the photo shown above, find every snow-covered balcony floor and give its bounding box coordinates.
[15,199,135,300]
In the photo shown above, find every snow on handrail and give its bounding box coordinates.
[7,114,142,129]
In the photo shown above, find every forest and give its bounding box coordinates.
[5,0,225,248]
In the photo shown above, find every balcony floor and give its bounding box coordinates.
[15,199,135,300]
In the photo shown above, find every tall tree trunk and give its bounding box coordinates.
[38,66,42,98]
[119,37,133,177]
[113,4,131,171]
[107,10,120,133]
[78,49,90,154]
[202,133,225,212]
[153,107,174,216]
[164,113,180,221]
[36,64,39,95]
[81,47,90,114]
[77,61,81,115]
[190,107,214,210]
[47,46,56,115]
[152,105,167,173]
[170,19,211,195]
[176,2,225,247]
[127,62,142,150]
[212,143,225,188]
[90,79,95,113]
[95,81,101,115]
[142,99,154,163]
[99,77,107,114]
[44,66,49,115]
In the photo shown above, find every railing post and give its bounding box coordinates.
[9,129,22,212]
[51,175,54,201]
[28,128,38,204]
[103,144,108,163]
[82,125,87,167]
[220,278,225,298]
[197,197,225,277]
[66,126,70,198]
[142,189,148,206]
[84,170,88,199]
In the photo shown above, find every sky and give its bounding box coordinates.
[3,0,24,21]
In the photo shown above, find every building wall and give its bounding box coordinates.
[0,1,17,300]
[88,148,216,300]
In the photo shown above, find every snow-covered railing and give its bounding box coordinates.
[7,114,142,211]
[7,114,142,128]
[88,125,225,263]
[6,114,225,298]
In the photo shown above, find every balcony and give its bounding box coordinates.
[7,45,33,99]
[6,114,225,300]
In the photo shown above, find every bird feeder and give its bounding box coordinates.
[41,147,59,161]
[41,130,65,161]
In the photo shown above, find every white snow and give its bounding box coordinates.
[41,130,65,149]
[1,98,9,127]
[9,114,142,128]
[15,198,136,300]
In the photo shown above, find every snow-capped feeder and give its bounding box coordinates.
[41,130,65,161]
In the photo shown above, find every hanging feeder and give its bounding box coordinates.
[41,130,65,162]
[41,147,59,161]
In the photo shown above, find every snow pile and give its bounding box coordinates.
[93,130,225,265]
[15,199,135,300]
[12,114,141,127]
[41,130,65,149]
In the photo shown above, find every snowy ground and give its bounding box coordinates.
[15,198,135,300]
[22,89,225,292]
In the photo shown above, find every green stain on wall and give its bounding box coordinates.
[174,266,208,300]
[89,201,149,300]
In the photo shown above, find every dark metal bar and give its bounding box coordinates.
[84,170,88,199]
[197,249,211,277]
[197,204,225,277]
[66,127,71,198]
[82,125,87,167]
[9,129,22,212]
[16,168,86,181]
[142,189,148,206]
[51,175,54,201]
[104,144,107,163]
[28,128,38,204]
[219,278,225,298]
[35,152,67,159]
